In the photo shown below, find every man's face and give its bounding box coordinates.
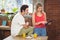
[24,8,28,14]
[22,8,28,16]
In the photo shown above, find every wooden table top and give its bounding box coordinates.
[13,36,48,40]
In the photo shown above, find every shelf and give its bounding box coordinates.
[0,26,10,30]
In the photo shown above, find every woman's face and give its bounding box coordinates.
[37,6,42,12]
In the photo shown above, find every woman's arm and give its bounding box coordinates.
[42,11,47,24]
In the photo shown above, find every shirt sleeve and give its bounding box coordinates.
[17,16,25,26]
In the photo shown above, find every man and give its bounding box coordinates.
[11,5,29,36]
[4,5,33,40]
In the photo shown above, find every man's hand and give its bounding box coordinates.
[23,25,28,29]
[23,22,29,29]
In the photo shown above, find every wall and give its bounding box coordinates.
[44,0,60,40]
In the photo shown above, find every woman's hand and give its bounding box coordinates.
[35,22,41,25]
[41,21,47,24]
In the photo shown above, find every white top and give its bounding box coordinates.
[11,12,25,36]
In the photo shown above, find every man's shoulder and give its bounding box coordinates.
[13,13,24,20]
[14,13,21,18]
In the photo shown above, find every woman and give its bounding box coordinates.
[32,3,47,36]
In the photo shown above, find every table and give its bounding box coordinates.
[13,36,48,40]
[0,26,10,40]
[0,26,10,30]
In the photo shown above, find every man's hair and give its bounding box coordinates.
[20,5,28,12]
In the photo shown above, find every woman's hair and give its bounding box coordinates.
[36,3,42,10]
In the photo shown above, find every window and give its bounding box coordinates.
[0,0,33,13]
[17,0,33,13]
[23,0,33,13]
[0,0,17,13]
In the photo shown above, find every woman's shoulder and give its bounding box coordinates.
[42,11,46,17]
[33,12,37,15]
[42,11,46,14]
[32,12,36,15]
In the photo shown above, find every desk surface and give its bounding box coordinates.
[0,26,10,30]
[13,36,48,40]
[4,36,48,40]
